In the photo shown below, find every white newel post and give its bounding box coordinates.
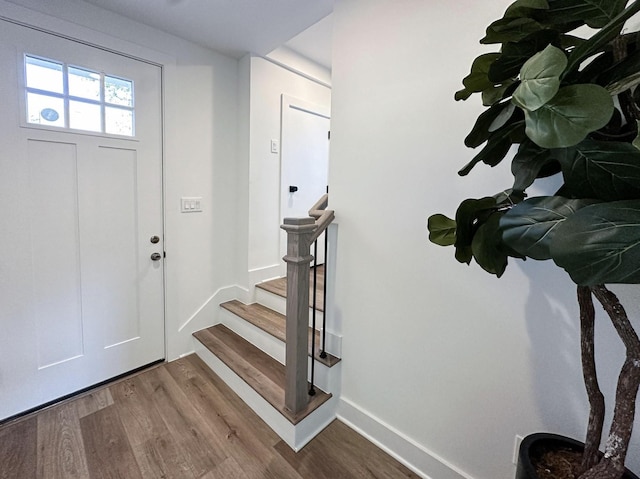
[281,217,316,414]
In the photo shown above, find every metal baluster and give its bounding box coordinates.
[320,231,328,359]
[309,239,318,396]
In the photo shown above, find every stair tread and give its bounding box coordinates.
[193,324,331,425]
[256,265,324,312]
[221,300,341,367]
[222,300,286,341]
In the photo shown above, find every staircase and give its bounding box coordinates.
[192,266,342,451]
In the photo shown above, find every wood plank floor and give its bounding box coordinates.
[0,355,417,478]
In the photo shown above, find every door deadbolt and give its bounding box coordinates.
[150,235,160,244]
[151,252,162,261]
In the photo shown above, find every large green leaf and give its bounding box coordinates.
[577,50,614,84]
[522,84,614,148]
[558,140,640,201]
[459,122,524,176]
[494,188,526,207]
[482,81,517,106]
[472,212,509,277]
[596,50,640,91]
[500,196,598,260]
[542,0,627,28]
[489,30,561,84]
[559,34,587,50]
[460,54,501,94]
[465,101,516,148]
[634,121,640,151]
[428,214,456,247]
[551,200,640,284]
[511,141,560,191]
[454,197,497,264]
[505,0,550,18]
[455,88,473,101]
[482,17,544,44]
[513,45,567,111]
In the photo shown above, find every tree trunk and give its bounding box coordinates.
[577,286,605,473]
[579,285,640,479]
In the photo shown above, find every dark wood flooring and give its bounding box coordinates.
[0,354,417,478]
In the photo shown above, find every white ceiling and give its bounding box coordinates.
[83,0,333,64]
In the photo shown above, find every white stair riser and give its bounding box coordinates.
[219,308,285,363]
[255,287,324,324]
[253,288,341,357]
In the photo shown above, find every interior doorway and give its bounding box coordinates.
[279,94,330,270]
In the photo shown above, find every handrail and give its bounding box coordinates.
[280,194,335,415]
[308,194,335,243]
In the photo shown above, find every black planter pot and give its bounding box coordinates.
[516,433,639,479]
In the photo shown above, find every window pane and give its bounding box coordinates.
[105,76,133,107]
[26,56,63,94]
[105,107,133,136]
[68,66,100,101]
[26,93,65,127]
[69,100,101,132]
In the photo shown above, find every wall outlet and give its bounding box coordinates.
[513,435,524,465]
[181,196,203,213]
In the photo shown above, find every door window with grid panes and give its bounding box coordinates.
[25,55,135,136]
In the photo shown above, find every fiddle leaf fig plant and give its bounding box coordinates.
[428,1,640,478]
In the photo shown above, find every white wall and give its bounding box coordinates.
[1,0,241,361]
[329,1,640,478]
[243,55,331,285]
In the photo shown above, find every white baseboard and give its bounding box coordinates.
[248,264,283,291]
[337,398,474,479]
[167,285,249,361]
[178,284,248,333]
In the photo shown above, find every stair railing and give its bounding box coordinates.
[280,194,334,415]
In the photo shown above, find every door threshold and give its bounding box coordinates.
[0,358,165,427]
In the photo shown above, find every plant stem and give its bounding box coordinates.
[612,35,640,124]
[579,285,640,479]
[564,0,640,79]
[577,285,605,473]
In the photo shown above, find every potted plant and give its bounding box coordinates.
[427,1,640,478]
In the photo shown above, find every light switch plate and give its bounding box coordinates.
[181,196,203,213]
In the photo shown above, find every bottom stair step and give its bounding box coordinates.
[193,324,331,425]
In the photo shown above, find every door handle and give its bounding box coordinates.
[289,185,298,193]
[150,252,162,261]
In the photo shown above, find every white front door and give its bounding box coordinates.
[280,95,330,266]
[0,20,165,420]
